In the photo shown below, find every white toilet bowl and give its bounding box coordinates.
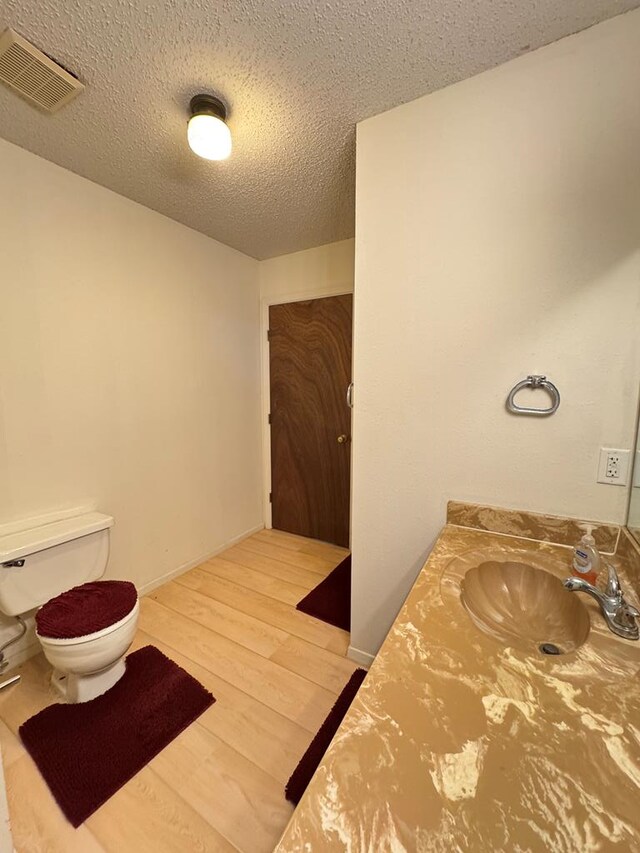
[37,601,139,703]
[0,511,140,702]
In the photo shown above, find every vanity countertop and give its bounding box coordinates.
[274,522,640,852]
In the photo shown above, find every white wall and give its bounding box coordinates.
[351,11,640,658]
[259,239,355,525]
[0,138,262,666]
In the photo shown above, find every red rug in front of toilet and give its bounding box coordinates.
[19,645,215,827]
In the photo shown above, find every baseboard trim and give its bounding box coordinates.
[347,645,375,668]
[137,523,265,597]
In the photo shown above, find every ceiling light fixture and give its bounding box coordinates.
[187,94,232,161]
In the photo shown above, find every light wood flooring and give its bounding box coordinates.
[0,528,356,853]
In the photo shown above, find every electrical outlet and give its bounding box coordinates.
[597,448,631,486]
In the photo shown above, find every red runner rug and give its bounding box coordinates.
[285,667,367,805]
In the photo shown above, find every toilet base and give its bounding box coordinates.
[51,657,126,703]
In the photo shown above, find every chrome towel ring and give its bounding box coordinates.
[506,375,560,416]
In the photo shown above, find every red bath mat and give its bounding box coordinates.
[296,555,351,631]
[19,645,215,827]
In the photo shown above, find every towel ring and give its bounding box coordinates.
[506,375,560,416]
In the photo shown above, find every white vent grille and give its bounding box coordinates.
[0,28,84,113]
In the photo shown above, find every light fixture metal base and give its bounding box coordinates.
[189,94,227,121]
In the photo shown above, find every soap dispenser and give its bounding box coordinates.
[571,524,601,586]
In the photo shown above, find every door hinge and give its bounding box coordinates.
[267,329,272,341]
[269,492,273,503]
[268,413,272,424]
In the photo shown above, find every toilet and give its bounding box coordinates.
[0,511,139,703]
[36,580,139,703]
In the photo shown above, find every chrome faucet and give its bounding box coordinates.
[564,562,639,641]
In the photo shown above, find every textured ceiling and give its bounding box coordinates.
[0,1,638,259]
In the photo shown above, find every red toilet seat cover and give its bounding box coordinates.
[36,580,138,640]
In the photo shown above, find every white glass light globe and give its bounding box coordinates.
[187,113,232,160]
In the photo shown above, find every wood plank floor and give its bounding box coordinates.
[0,529,354,853]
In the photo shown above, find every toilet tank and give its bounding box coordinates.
[0,512,114,616]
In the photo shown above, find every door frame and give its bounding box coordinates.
[260,286,354,534]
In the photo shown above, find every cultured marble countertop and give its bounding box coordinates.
[275,524,640,852]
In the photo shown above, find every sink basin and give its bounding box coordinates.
[460,560,590,655]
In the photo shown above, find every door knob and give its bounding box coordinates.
[337,434,349,444]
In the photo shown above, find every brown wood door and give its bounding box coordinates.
[269,295,352,547]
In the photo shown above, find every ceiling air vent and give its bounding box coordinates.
[0,28,84,113]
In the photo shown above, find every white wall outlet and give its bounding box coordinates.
[597,448,631,486]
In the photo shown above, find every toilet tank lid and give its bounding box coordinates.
[0,512,114,564]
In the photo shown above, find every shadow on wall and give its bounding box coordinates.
[352,536,437,655]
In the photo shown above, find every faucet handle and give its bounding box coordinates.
[603,561,622,599]
[615,601,640,635]
[621,602,640,619]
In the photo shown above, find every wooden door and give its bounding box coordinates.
[269,295,352,547]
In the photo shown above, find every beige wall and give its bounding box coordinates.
[0,138,262,665]
[259,239,355,525]
[629,437,640,537]
[259,238,354,305]
[351,11,640,659]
